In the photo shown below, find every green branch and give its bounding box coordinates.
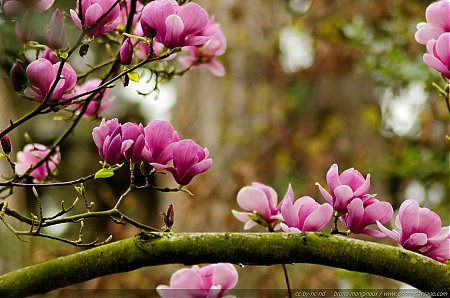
[0,232,448,296]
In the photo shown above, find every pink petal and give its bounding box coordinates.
[281,197,299,228]
[302,203,333,232]
[231,210,252,223]
[315,182,333,205]
[353,174,370,198]
[436,33,450,64]
[164,14,184,47]
[243,220,258,230]
[403,233,428,248]
[84,3,103,27]
[333,185,354,213]
[424,54,450,77]
[280,223,301,233]
[346,198,364,231]
[415,24,442,44]
[207,59,226,77]
[177,2,208,37]
[325,164,340,192]
[360,201,393,227]
[398,200,420,241]
[376,220,400,242]
[426,1,450,30]
[236,186,271,219]
[212,264,238,291]
[360,229,387,238]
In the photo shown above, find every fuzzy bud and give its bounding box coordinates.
[0,134,12,154]
[119,38,133,65]
[9,60,26,92]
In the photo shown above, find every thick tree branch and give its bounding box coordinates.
[0,232,448,296]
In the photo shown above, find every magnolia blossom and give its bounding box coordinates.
[70,0,120,37]
[40,48,60,64]
[140,0,209,48]
[315,164,371,214]
[151,139,212,185]
[341,196,393,237]
[280,196,333,233]
[15,143,60,182]
[70,79,114,118]
[415,0,450,44]
[1,0,54,15]
[46,9,65,49]
[120,122,145,162]
[92,118,131,165]
[24,58,77,102]
[142,120,179,164]
[376,199,450,263]
[231,183,293,230]
[180,18,227,77]
[156,263,238,298]
[423,32,450,78]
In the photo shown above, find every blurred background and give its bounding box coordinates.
[0,0,448,294]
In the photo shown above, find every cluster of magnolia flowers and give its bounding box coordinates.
[92,118,212,186]
[414,0,450,78]
[5,0,226,115]
[232,164,450,263]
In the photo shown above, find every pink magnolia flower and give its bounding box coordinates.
[151,139,212,185]
[24,58,77,102]
[341,196,393,237]
[121,122,145,163]
[142,120,179,164]
[180,17,227,77]
[156,263,238,298]
[70,79,114,118]
[423,32,450,78]
[280,196,333,233]
[315,164,371,214]
[376,199,450,263]
[15,143,60,182]
[70,0,120,37]
[46,9,65,49]
[231,183,293,230]
[92,118,132,165]
[415,0,450,44]
[1,0,54,15]
[140,0,209,48]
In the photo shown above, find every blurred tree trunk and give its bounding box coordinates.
[0,79,27,274]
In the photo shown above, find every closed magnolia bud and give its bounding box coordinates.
[9,60,26,92]
[1,134,12,154]
[46,9,65,49]
[161,204,174,230]
[120,38,133,65]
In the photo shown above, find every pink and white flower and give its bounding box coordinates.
[232,183,294,230]
[24,58,77,102]
[280,195,333,233]
[376,199,450,263]
[315,164,371,214]
[15,143,60,182]
[415,0,450,44]
[156,263,238,298]
[140,0,209,48]
[70,0,120,37]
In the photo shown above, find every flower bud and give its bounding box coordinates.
[9,60,26,92]
[161,204,174,231]
[46,9,65,49]
[0,134,12,154]
[120,38,133,65]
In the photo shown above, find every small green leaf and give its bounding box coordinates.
[74,183,85,196]
[127,70,140,82]
[94,168,114,179]
[32,186,39,198]
[0,153,5,158]
[56,50,69,60]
